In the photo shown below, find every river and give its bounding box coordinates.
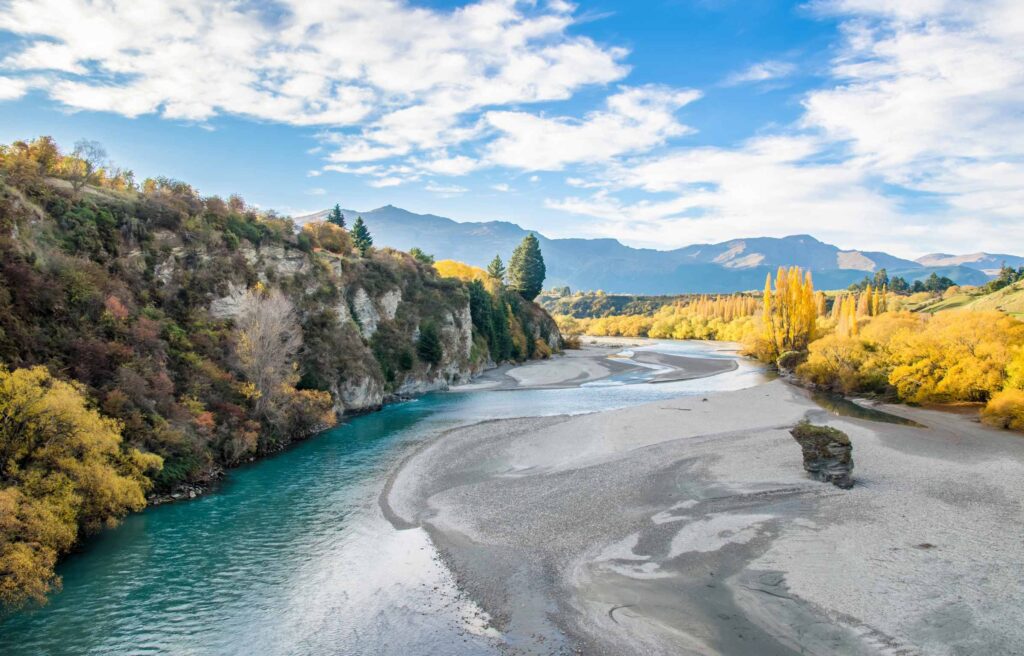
[0,342,767,655]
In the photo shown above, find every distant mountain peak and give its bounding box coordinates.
[293,204,1011,293]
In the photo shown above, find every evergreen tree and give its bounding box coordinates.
[416,323,443,365]
[351,216,373,255]
[872,268,889,289]
[508,234,545,301]
[487,254,506,282]
[327,204,345,229]
[409,247,434,265]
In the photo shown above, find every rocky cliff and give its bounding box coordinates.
[0,173,560,495]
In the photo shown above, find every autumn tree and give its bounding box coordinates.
[64,140,108,195]
[887,311,1024,403]
[508,234,545,301]
[302,221,353,254]
[233,286,333,449]
[234,287,303,416]
[0,366,162,608]
[759,266,817,360]
[434,259,488,283]
[351,216,373,255]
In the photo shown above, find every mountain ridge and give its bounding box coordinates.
[296,206,1003,293]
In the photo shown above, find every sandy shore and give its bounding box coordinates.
[384,346,1024,655]
[452,342,737,391]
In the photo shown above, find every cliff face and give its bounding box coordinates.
[206,240,484,413]
[0,177,560,494]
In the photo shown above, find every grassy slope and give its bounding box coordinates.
[916,282,1024,318]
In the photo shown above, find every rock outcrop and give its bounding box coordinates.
[200,242,560,416]
[790,421,854,489]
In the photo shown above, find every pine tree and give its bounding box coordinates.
[409,247,434,265]
[487,254,506,282]
[351,216,372,255]
[508,234,545,301]
[416,323,444,365]
[327,204,345,229]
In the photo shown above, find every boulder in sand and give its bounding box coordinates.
[790,421,854,489]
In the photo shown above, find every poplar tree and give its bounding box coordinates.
[761,266,817,359]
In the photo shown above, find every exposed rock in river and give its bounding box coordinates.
[790,421,854,488]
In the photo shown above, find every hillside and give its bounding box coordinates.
[0,140,560,607]
[298,206,995,293]
[0,178,559,491]
[916,281,1024,318]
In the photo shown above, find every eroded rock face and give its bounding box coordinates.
[333,376,384,414]
[379,288,401,321]
[241,244,308,277]
[790,422,854,489]
[351,288,380,337]
[209,282,248,319]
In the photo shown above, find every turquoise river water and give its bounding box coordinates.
[0,342,769,655]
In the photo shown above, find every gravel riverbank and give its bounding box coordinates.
[384,345,1024,655]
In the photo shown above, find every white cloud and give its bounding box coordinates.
[369,177,404,188]
[306,187,327,196]
[0,0,626,171]
[491,183,511,192]
[723,60,796,86]
[548,0,1024,255]
[0,76,28,100]
[547,134,910,250]
[418,155,480,176]
[484,86,700,170]
[425,182,468,195]
[307,170,322,177]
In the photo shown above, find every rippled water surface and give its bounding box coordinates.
[0,342,766,655]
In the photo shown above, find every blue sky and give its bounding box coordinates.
[1,0,1022,257]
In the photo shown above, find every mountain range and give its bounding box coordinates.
[296,206,1018,294]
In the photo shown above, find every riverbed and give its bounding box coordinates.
[0,341,767,654]
[5,340,1023,655]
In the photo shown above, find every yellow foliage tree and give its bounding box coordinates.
[434,260,489,283]
[887,311,1024,403]
[0,367,162,608]
[760,267,817,360]
[302,221,352,254]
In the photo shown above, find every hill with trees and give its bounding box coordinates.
[0,137,560,608]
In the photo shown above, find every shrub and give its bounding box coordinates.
[302,221,352,255]
[797,335,871,394]
[776,350,805,372]
[981,389,1024,431]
